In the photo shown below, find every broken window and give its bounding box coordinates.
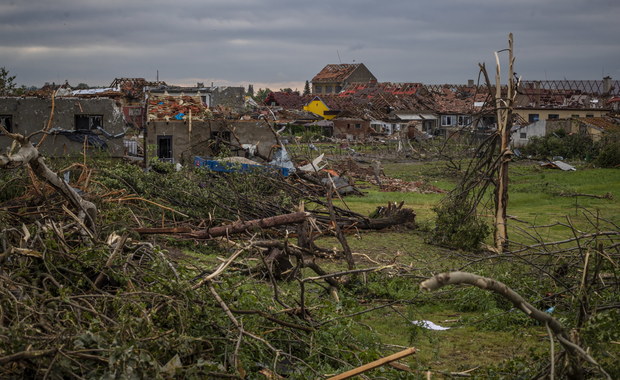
[0,115,12,133]
[355,123,361,129]
[157,135,173,162]
[75,114,103,131]
[528,114,539,123]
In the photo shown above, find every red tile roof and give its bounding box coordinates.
[264,91,304,108]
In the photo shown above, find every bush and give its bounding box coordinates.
[521,131,597,161]
[432,199,490,251]
[594,132,620,167]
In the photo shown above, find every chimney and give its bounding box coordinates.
[603,76,612,94]
[467,79,474,87]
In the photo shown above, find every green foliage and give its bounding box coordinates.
[521,131,597,160]
[432,199,490,251]
[252,88,272,103]
[0,168,27,203]
[0,66,17,96]
[581,309,620,377]
[594,132,620,167]
[451,286,498,312]
[303,80,311,96]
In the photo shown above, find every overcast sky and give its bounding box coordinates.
[1,0,619,91]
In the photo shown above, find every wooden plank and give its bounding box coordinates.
[326,347,416,380]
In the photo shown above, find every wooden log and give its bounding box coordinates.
[327,347,416,380]
[189,211,308,239]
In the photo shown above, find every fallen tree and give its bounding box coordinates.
[0,127,97,233]
[420,271,612,380]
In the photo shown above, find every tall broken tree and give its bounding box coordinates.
[492,33,516,253]
[432,33,517,252]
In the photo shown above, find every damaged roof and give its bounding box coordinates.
[574,116,620,133]
[264,91,304,108]
[424,85,493,114]
[339,82,423,96]
[312,64,364,83]
[147,94,210,121]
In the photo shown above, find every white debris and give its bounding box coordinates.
[411,320,451,330]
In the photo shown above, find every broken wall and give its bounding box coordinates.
[332,119,372,140]
[0,97,127,157]
[146,119,277,164]
[211,87,245,110]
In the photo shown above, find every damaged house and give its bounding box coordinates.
[510,78,617,146]
[424,83,495,136]
[0,95,129,158]
[311,63,377,95]
[147,83,246,113]
[146,96,277,164]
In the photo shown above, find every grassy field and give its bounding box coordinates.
[341,159,620,239]
[313,158,620,376]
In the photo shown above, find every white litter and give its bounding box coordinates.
[298,153,326,172]
[411,320,450,330]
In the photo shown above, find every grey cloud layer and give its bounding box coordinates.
[1,0,618,87]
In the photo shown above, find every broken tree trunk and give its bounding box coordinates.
[363,201,416,230]
[188,211,308,239]
[0,129,97,233]
[420,271,612,380]
[493,33,515,253]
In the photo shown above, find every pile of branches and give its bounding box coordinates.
[0,137,417,378]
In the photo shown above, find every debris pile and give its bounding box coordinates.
[148,95,210,120]
[371,176,447,194]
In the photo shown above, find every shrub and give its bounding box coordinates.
[594,132,620,168]
[432,199,490,251]
[521,132,597,161]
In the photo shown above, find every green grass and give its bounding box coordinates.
[358,306,547,373]
[339,160,620,241]
[311,159,619,375]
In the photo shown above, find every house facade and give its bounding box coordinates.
[511,120,547,147]
[0,97,128,157]
[303,96,339,120]
[146,119,277,164]
[513,108,609,124]
[332,118,372,140]
[311,64,377,95]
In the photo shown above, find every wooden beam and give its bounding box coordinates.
[326,347,416,380]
